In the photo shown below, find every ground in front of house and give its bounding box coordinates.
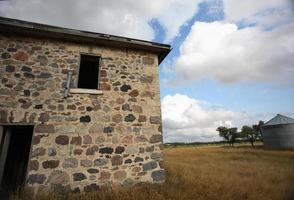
[16,145,294,200]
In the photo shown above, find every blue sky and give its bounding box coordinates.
[1,0,293,142]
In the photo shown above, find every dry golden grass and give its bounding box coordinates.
[16,146,294,200]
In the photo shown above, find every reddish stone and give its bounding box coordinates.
[111,155,123,166]
[100,83,111,91]
[83,135,92,144]
[55,135,69,145]
[100,70,107,77]
[122,135,133,144]
[114,171,127,180]
[13,51,29,61]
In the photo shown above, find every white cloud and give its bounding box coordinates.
[161,94,247,142]
[173,21,294,84]
[223,0,293,28]
[0,0,202,41]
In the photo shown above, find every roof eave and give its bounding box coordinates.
[0,17,171,64]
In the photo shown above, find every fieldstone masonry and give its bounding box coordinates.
[0,31,165,193]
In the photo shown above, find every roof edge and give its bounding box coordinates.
[0,16,171,64]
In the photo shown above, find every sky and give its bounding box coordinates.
[1,0,294,142]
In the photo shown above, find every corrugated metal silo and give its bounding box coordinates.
[261,114,294,148]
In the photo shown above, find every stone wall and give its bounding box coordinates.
[0,34,164,193]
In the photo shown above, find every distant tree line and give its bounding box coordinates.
[216,121,264,147]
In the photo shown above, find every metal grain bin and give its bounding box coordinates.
[261,114,294,148]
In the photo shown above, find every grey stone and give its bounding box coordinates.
[134,157,144,162]
[126,146,138,154]
[120,84,132,92]
[0,88,18,96]
[125,114,136,122]
[63,158,78,168]
[80,115,91,123]
[86,146,99,155]
[140,75,153,83]
[149,134,162,143]
[103,126,114,133]
[143,161,157,171]
[48,148,57,156]
[6,65,15,72]
[28,174,46,184]
[35,124,55,133]
[151,153,163,160]
[122,178,134,187]
[99,147,113,154]
[73,173,86,181]
[151,170,165,182]
[150,116,161,124]
[122,104,132,111]
[87,168,99,174]
[94,158,108,166]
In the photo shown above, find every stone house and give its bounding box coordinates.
[0,17,170,194]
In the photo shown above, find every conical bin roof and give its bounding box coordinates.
[263,114,294,126]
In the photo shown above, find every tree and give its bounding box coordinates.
[241,125,256,147]
[241,121,264,147]
[217,126,239,146]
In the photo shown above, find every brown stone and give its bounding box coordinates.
[112,114,122,123]
[80,159,92,167]
[86,145,99,155]
[129,89,139,97]
[67,104,76,110]
[89,124,103,133]
[111,155,123,166]
[138,115,147,122]
[135,135,148,143]
[99,171,111,180]
[13,51,29,61]
[42,160,59,169]
[55,135,69,145]
[32,147,46,157]
[142,56,154,65]
[132,105,143,113]
[71,136,82,145]
[38,113,49,123]
[141,91,155,99]
[73,149,83,155]
[149,134,162,143]
[100,70,107,77]
[48,170,70,185]
[114,170,127,180]
[116,97,125,104]
[29,160,39,171]
[150,116,161,124]
[33,135,41,145]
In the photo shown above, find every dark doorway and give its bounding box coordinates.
[0,125,34,198]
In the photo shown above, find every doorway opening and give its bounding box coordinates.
[0,125,34,196]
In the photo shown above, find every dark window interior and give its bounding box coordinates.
[0,125,33,198]
[78,54,100,89]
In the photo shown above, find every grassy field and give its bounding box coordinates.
[17,145,294,200]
